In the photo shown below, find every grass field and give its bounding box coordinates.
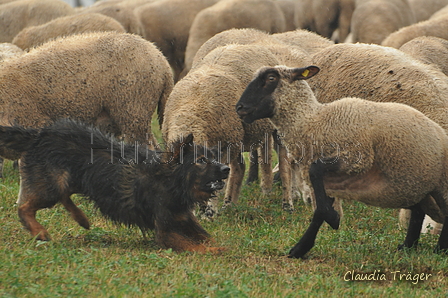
[0,115,447,297]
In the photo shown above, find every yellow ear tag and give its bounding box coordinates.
[302,69,309,77]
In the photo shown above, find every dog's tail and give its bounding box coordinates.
[0,125,39,158]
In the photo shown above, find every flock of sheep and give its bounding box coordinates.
[1,0,448,255]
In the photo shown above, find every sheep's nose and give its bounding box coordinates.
[236,104,244,112]
[220,165,230,177]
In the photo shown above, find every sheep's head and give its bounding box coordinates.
[236,65,319,124]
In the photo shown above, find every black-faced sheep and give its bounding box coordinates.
[399,36,448,76]
[134,0,219,81]
[183,0,286,74]
[0,31,173,161]
[351,0,415,44]
[382,15,448,49]
[12,13,126,50]
[0,0,75,43]
[236,65,448,258]
[308,42,448,231]
[163,44,284,214]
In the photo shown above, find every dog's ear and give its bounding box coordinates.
[172,133,194,163]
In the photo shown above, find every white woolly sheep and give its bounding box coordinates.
[0,0,75,43]
[77,0,144,36]
[236,65,448,258]
[134,0,219,81]
[294,0,355,43]
[183,0,286,74]
[309,43,448,131]
[408,0,448,22]
[12,13,126,50]
[351,0,415,44]
[382,15,448,49]
[0,31,173,162]
[399,36,448,76]
[163,44,286,214]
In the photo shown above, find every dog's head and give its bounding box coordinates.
[171,134,230,203]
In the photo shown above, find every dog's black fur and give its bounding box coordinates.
[0,119,230,253]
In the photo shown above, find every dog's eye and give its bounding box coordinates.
[197,156,208,164]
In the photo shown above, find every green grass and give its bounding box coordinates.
[0,118,447,297]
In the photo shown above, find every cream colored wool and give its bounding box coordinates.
[184,0,286,73]
[0,32,173,158]
[0,0,75,43]
[135,0,219,81]
[163,44,282,205]
[12,13,126,50]
[257,65,448,223]
[382,15,448,49]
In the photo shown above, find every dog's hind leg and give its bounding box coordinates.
[60,196,90,230]
[18,199,51,241]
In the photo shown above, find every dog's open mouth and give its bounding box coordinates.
[205,180,225,192]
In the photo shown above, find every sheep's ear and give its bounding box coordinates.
[290,66,320,81]
[172,133,194,162]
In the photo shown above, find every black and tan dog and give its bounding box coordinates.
[0,119,230,253]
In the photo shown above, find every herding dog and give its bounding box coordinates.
[0,119,230,253]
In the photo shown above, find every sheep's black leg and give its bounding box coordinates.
[436,216,448,253]
[398,204,425,250]
[310,159,340,229]
[288,160,339,259]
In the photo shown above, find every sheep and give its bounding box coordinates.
[163,44,287,214]
[183,0,286,74]
[381,15,448,49]
[0,0,75,43]
[408,0,448,22]
[0,43,24,62]
[185,28,331,77]
[275,0,297,32]
[0,31,173,164]
[236,65,448,258]
[351,0,415,44]
[179,27,332,210]
[77,0,144,36]
[134,0,219,82]
[12,13,126,50]
[399,36,448,76]
[309,43,448,131]
[294,0,355,43]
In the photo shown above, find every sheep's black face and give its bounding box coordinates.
[236,68,279,124]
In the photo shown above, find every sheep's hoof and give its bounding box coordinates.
[288,242,312,259]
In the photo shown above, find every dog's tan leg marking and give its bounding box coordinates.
[157,231,226,254]
[61,196,90,230]
[18,201,50,241]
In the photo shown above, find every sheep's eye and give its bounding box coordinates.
[268,75,276,82]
